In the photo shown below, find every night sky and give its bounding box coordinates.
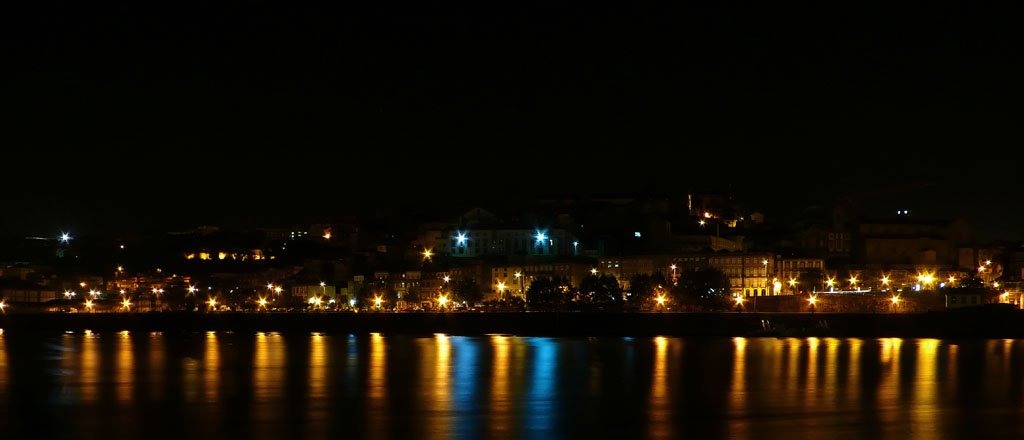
[2,2,1022,239]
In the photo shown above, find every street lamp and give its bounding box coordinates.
[807,295,817,307]
[258,297,268,309]
[590,268,598,276]
[514,271,523,296]
[84,299,94,312]
[207,297,218,310]
[121,298,132,311]
[437,294,449,309]
[890,295,901,305]
[422,248,434,261]
[60,232,72,243]
[188,285,198,295]
[497,281,506,300]
[443,275,451,284]
[373,295,383,310]
[655,294,667,309]
[734,295,745,307]
[849,275,859,290]
[534,230,547,243]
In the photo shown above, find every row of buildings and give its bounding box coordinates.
[2,193,1021,308]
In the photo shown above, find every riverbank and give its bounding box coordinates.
[3,307,1023,337]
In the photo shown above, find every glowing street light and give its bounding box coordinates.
[0,301,7,312]
[807,295,818,306]
[64,290,75,299]
[116,265,124,272]
[322,231,332,240]
[881,276,890,286]
[985,260,993,266]
[373,295,383,309]
[60,232,72,243]
[826,277,835,288]
[443,275,451,283]
[207,297,218,310]
[422,248,434,260]
[788,278,798,288]
[258,297,268,309]
[590,268,598,275]
[534,230,547,243]
[993,282,1000,288]
[121,298,132,311]
[698,219,706,226]
[890,295,901,305]
[849,275,859,289]
[84,299,94,311]
[437,294,450,309]
[89,289,100,297]
[497,281,506,297]
[455,232,468,246]
[266,283,275,290]
[187,285,198,294]
[655,294,667,308]
[734,295,745,306]
[274,287,283,295]
[947,275,957,285]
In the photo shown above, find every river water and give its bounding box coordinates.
[2,332,1024,439]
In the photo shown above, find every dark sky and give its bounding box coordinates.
[2,2,1022,239]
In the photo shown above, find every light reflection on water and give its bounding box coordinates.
[5,332,1024,439]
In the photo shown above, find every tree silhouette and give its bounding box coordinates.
[452,276,483,304]
[675,268,730,306]
[628,272,669,304]
[579,274,623,307]
[526,276,573,310]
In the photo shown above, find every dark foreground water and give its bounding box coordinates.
[3,332,1024,439]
